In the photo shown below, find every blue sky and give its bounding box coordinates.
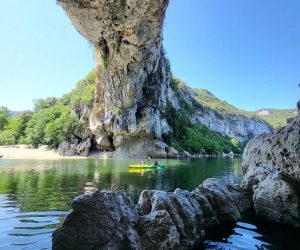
[0,0,299,111]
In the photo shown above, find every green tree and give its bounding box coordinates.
[0,107,9,131]
[15,111,33,140]
[33,97,58,112]
[61,70,96,109]
[25,106,61,147]
[24,105,83,148]
[44,108,83,148]
[0,130,15,145]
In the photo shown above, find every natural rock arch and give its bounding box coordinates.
[58,0,171,157]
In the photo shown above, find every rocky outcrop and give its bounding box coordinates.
[52,178,253,249]
[57,0,271,158]
[166,146,179,158]
[195,111,271,142]
[171,85,272,142]
[57,138,91,157]
[242,115,300,227]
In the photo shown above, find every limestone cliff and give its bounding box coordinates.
[242,115,300,227]
[58,0,171,157]
[57,0,271,158]
[168,82,271,142]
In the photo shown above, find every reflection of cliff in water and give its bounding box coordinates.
[0,157,299,249]
[0,158,242,210]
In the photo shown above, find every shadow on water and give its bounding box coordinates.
[0,157,299,249]
[202,209,300,250]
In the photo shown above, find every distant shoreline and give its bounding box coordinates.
[0,145,85,160]
[0,144,241,160]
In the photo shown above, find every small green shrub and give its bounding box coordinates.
[94,48,108,69]
[113,106,122,116]
[0,130,15,145]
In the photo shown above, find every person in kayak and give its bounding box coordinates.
[154,161,159,166]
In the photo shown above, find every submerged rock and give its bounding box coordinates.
[52,178,252,249]
[242,115,300,227]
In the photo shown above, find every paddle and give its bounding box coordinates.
[148,157,161,167]
[148,156,155,164]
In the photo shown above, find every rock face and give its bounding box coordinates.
[58,0,171,158]
[242,115,300,227]
[52,178,253,249]
[195,110,271,142]
[57,138,91,157]
[57,0,271,158]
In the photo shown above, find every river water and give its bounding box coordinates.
[0,158,299,249]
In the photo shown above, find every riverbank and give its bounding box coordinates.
[0,144,240,160]
[0,144,85,160]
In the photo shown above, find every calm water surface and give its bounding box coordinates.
[0,157,299,249]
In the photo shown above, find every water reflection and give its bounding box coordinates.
[0,195,67,250]
[1,157,242,206]
[0,157,299,249]
[0,157,242,249]
[203,209,300,250]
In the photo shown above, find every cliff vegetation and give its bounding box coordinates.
[254,108,297,128]
[0,70,247,155]
[164,104,243,154]
[0,71,95,148]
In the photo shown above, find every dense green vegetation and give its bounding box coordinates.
[23,104,84,148]
[0,71,96,147]
[0,107,33,145]
[61,70,96,109]
[1,68,293,153]
[254,109,297,128]
[164,103,243,154]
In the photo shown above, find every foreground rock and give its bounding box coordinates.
[242,115,300,227]
[52,178,252,249]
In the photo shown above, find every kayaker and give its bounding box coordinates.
[154,161,159,166]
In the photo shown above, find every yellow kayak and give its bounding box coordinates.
[128,164,165,169]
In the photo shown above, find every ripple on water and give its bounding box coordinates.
[203,219,272,250]
[0,194,67,250]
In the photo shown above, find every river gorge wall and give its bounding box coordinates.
[57,0,271,158]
